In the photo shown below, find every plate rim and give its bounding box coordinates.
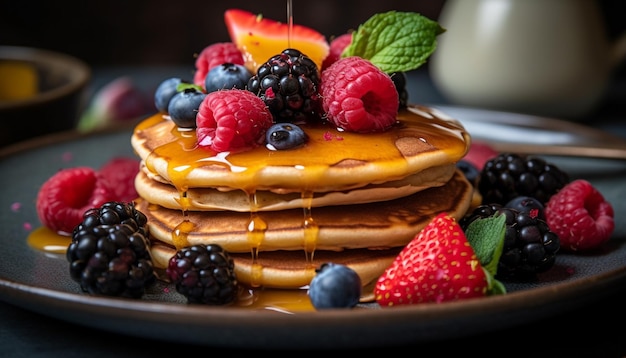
[1,107,625,348]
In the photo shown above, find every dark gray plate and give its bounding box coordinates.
[1,107,625,349]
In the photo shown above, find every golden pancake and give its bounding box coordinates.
[136,170,473,253]
[131,105,470,193]
[135,162,457,212]
[151,241,401,293]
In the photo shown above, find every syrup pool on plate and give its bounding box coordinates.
[26,226,321,312]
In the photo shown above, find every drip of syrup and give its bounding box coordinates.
[287,0,293,48]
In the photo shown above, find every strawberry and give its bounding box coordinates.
[224,8,329,73]
[375,212,504,307]
[545,179,615,252]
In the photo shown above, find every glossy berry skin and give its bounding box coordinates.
[67,201,155,298]
[308,263,362,309]
[390,72,408,109]
[247,48,322,123]
[479,153,569,205]
[204,63,252,93]
[166,244,238,305]
[460,204,560,279]
[167,88,207,128]
[193,42,244,87]
[154,77,186,113]
[265,123,307,150]
[505,196,545,220]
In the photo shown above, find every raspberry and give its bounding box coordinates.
[545,179,615,252]
[193,42,244,88]
[36,167,117,235]
[99,157,140,202]
[321,33,352,71]
[196,89,274,153]
[320,56,398,133]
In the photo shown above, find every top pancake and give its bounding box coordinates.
[131,105,470,193]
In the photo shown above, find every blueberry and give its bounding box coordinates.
[265,123,307,150]
[167,88,206,128]
[505,196,545,220]
[154,77,188,112]
[308,263,361,309]
[204,63,252,93]
[456,160,480,187]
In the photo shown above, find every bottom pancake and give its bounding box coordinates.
[136,170,474,253]
[151,241,402,299]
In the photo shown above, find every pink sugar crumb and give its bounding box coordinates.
[323,131,344,141]
[11,202,21,212]
[62,151,73,162]
[23,222,32,231]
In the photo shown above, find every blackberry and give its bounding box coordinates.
[505,195,546,221]
[247,48,322,123]
[460,204,560,279]
[67,201,155,298]
[390,72,408,109]
[166,244,238,305]
[478,153,569,205]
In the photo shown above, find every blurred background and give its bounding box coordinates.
[1,0,625,141]
[2,0,624,67]
[0,0,446,67]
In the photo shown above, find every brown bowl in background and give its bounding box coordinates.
[0,46,91,147]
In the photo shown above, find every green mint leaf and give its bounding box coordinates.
[342,11,445,73]
[465,214,506,277]
[483,267,507,296]
[176,83,203,93]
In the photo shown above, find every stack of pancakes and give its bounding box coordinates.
[131,104,474,297]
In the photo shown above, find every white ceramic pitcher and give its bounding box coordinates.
[429,0,626,120]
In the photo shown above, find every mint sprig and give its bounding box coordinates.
[341,11,445,73]
[465,214,507,296]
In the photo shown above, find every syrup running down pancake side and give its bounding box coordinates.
[131,104,473,292]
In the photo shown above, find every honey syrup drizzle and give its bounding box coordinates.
[26,105,468,312]
[136,106,468,288]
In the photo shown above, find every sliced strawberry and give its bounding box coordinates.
[36,167,117,235]
[374,212,488,307]
[224,8,329,73]
[545,179,615,252]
